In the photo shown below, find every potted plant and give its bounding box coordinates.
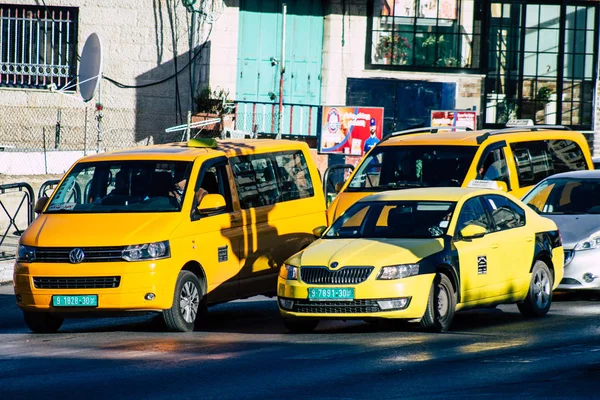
[193,86,235,137]
[375,34,412,65]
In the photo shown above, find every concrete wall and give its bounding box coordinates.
[321,0,484,114]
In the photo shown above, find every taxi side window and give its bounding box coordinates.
[192,162,233,220]
[455,197,491,235]
[478,147,509,186]
[483,195,526,231]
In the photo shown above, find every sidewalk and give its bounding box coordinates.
[0,259,14,283]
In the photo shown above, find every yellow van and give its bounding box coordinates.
[13,139,327,333]
[327,125,593,222]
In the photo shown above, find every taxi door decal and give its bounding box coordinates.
[477,256,487,275]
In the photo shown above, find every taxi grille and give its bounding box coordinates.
[34,246,126,263]
[33,276,121,289]
[564,250,574,266]
[293,299,381,314]
[300,266,374,285]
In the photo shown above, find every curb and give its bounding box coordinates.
[0,259,14,284]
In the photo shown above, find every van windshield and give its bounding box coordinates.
[45,160,193,213]
[347,145,478,192]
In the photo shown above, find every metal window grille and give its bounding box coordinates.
[0,5,78,90]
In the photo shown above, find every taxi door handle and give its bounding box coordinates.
[491,243,499,249]
[525,237,534,242]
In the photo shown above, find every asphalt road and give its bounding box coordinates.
[2,283,600,400]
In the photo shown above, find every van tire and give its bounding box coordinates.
[518,260,553,317]
[283,318,318,333]
[23,311,63,333]
[420,273,456,332]
[163,271,203,332]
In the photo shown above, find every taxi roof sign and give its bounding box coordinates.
[467,180,503,190]
[505,119,534,127]
[187,137,218,149]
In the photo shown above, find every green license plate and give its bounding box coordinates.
[308,288,354,301]
[52,295,98,307]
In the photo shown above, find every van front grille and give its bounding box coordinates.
[33,276,121,289]
[34,246,126,263]
[293,299,381,314]
[300,266,374,285]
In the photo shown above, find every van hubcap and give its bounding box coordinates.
[180,282,200,323]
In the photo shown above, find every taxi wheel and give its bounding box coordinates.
[283,318,319,333]
[518,260,553,317]
[420,273,456,333]
[163,271,203,332]
[23,311,64,333]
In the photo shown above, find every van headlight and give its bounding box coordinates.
[574,231,600,251]
[17,244,36,263]
[279,264,298,280]
[122,240,170,261]
[377,264,419,280]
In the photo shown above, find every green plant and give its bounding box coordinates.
[536,86,552,103]
[195,86,231,115]
[375,34,412,65]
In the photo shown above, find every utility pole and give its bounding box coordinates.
[277,3,287,140]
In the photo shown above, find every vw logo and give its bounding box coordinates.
[69,248,85,264]
[330,262,339,269]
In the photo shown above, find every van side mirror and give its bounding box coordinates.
[460,224,487,240]
[196,194,226,215]
[312,225,327,238]
[34,196,49,214]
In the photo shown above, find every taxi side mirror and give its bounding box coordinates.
[335,182,345,193]
[197,194,226,215]
[460,224,487,240]
[312,225,327,238]
[495,181,508,192]
[34,196,49,214]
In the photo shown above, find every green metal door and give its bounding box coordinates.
[236,0,324,106]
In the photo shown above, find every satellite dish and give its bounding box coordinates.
[78,33,103,102]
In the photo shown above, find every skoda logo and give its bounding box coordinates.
[330,262,339,269]
[69,248,85,264]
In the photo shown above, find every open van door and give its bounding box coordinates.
[323,164,355,207]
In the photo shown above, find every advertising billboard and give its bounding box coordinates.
[320,106,384,156]
[431,110,478,131]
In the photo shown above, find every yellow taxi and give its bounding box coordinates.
[278,183,563,332]
[326,125,592,223]
[14,138,326,333]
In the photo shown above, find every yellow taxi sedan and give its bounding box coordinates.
[278,185,563,332]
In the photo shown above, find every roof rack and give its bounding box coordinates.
[476,125,572,145]
[380,126,473,144]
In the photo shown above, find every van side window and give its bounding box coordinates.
[511,140,587,186]
[193,163,233,216]
[231,150,315,209]
[478,148,509,186]
[482,195,526,231]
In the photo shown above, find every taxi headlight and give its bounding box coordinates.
[377,264,419,280]
[17,244,36,263]
[279,264,298,280]
[122,240,170,261]
[574,231,600,251]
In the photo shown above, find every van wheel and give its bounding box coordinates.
[518,260,553,317]
[420,273,456,332]
[23,311,63,333]
[283,318,318,333]
[163,271,203,332]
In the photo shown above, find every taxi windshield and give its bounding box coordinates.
[346,145,477,191]
[523,177,600,215]
[46,160,193,213]
[325,200,456,239]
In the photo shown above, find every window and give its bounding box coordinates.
[456,197,491,235]
[523,178,600,215]
[369,0,481,69]
[231,151,315,209]
[477,147,509,186]
[192,160,233,218]
[510,140,587,187]
[483,195,525,231]
[0,5,78,90]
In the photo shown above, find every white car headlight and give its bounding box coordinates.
[122,240,170,261]
[574,232,600,251]
[377,264,419,280]
[279,264,298,280]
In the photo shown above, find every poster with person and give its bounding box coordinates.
[320,106,384,157]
